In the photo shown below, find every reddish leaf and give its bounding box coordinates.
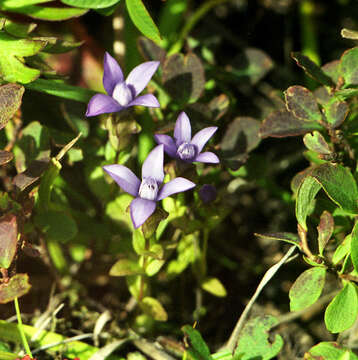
[208,94,230,121]
[260,110,322,138]
[163,53,205,104]
[13,158,50,192]
[317,211,334,255]
[0,150,13,166]
[137,36,166,63]
[323,99,349,128]
[0,83,24,130]
[285,86,321,122]
[0,214,17,269]
[0,274,31,304]
[321,60,341,84]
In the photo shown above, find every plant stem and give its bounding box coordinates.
[168,0,233,55]
[223,246,297,353]
[14,297,33,358]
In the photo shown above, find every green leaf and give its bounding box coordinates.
[140,296,168,321]
[2,4,88,21]
[311,163,358,214]
[0,83,24,130]
[1,0,53,7]
[0,274,31,304]
[285,86,322,122]
[350,222,358,272]
[0,214,17,269]
[289,267,326,311]
[182,325,212,360]
[317,211,334,255]
[234,316,283,360]
[35,210,78,243]
[291,52,335,87]
[260,110,323,139]
[325,282,358,333]
[201,277,227,297]
[4,19,37,37]
[303,131,331,155]
[24,78,97,103]
[323,98,349,128]
[109,259,144,277]
[126,0,161,43]
[0,32,46,83]
[60,0,120,9]
[305,342,358,360]
[333,235,351,266]
[296,176,322,231]
[0,350,18,360]
[145,258,165,277]
[340,47,358,86]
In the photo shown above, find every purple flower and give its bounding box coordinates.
[154,112,219,164]
[199,184,217,204]
[103,145,195,229]
[86,52,160,117]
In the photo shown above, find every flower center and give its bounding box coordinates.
[112,82,134,106]
[138,177,159,201]
[177,142,197,161]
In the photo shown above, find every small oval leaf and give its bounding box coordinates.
[0,214,17,269]
[0,274,31,304]
[289,267,326,311]
[325,282,358,333]
[140,296,168,321]
[109,259,144,277]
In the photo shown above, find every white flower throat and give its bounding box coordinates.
[139,177,159,200]
[112,82,134,106]
[177,142,197,161]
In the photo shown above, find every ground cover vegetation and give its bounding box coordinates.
[2,0,358,359]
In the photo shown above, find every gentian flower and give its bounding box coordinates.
[86,52,160,117]
[154,112,219,164]
[103,145,195,229]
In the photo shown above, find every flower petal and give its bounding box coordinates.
[190,127,218,153]
[174,111,191,145]
[154,134,177,158]
[128,94,160,108]
[103,52,124,95]
[126,61,160,96]
[86,94,123,117]
[157,177,195,201]
[194,151,220,164]
[130,198,157,229]
[142,144,164,183]
[103,164,140,197]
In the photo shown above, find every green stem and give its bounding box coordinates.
[168,0,232,55]
[14,297,33,357]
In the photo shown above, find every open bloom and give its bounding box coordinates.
[86,52,160,117]
[103,145,195,228]
[154,112,219,163]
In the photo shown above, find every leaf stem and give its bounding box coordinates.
[223,246,297,353]
[14,297,32,358]
[168,0,233,55]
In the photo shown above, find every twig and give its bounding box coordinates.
[132,338,176,360]
[223,246,297,353]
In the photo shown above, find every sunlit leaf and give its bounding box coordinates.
[60,0,120,9]
[126,0,161,43]
[182,325,212,360]
[109,259,144,277]
[201,277,227,297]
[305,342,358,360]
[234,316,283,360]
[325,282,358,333]
[303,131,331,155]
[0,274,31,304]
[140,296,168,321]
[340,47,358,86]
[0,32,46,83]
